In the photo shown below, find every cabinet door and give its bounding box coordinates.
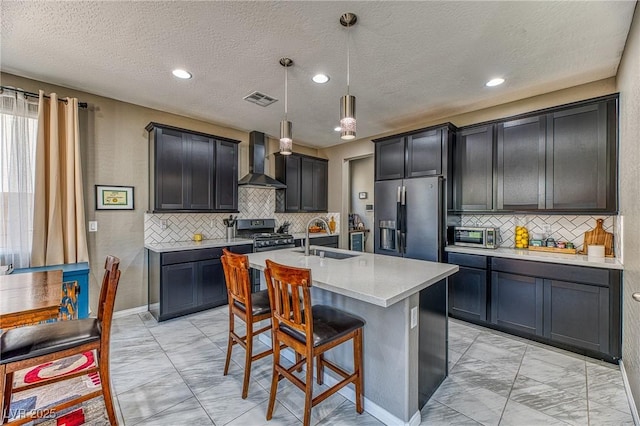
[454,125,494,211]
[497,116,545,210]
[285,155,301,211]
[375,137,405,180]
[546,102,609,210]
[187,134,215,210]
[491,271,543,336]
[156,128,186,210]
[449,266,488,323]
[313,160,328,212]
[300,157,315,211]
[543,279,609,354]
[310,235,339,248]
[407,129,442,178]
[198,258,227,307]
[215,139,238,211]
[161,262,198,317]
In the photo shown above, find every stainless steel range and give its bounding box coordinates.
[236,219,295,292]
[236,219,295,252]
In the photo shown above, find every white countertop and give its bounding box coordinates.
[445,246,623,270]
[145,238,253,253]
[247,247,459,308]
[291,232,339,240]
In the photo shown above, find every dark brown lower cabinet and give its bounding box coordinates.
[447,253,488,323]
[543,279,610,355]
[446,252,621,362]
[491,271,544,336]
[148,244,253,321]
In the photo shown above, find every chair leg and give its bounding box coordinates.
[0,365,8,424]
[316,354,324,385]
[223,312,234,376]
[303,353,314,426]
[295,352,302,373]
[98,349,118,425]
[266,336,281,420]
[241,321,253,399]
[354,329,364,414]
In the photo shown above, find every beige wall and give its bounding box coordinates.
[349,156,375,252]
[1,72,319,312]
[617,4,640,414]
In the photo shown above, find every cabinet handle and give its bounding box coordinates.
[633,293,640,302]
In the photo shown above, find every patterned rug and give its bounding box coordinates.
[8,351,111,425]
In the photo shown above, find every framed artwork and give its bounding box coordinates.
[95,185,134,210]
[358,192,368,199]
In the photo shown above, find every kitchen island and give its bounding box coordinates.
[247,247,458,426]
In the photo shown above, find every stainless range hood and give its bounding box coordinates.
[238,131,286,189]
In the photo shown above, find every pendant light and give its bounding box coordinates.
[339,13,357,140]
[279,57,293,155]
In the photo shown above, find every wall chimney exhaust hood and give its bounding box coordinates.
[238,131,287,188]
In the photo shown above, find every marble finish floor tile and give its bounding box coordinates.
[518,348,586,397]
[135,396,213,426]
[420,399,481,425]
[117,370,193,425]
[100,310,635,426]
[433,376,507,425]
[499,399,571,426]
[509,375,588,425]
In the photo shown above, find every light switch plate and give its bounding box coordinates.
[88,221,98,232]
[410,307,418,329]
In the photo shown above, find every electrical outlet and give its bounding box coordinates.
[88,221,98,232]
[160,219,168,230]
[410,307,418,329]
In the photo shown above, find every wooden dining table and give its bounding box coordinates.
[0,270,63,329]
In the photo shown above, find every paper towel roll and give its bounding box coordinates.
[588,245,605,259]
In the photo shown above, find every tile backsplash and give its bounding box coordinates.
[460,214,618,255]
[145,186,340,244]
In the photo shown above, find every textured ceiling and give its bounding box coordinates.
[1,1,635,148]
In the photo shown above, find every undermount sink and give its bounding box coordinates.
[294,249,359,260]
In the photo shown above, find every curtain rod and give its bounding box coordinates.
[0,86,88,109]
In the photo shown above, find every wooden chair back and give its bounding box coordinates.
[97,255,121,342]
[264,260,313,345]
[221,249,252,314]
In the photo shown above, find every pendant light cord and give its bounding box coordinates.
[346,23,350,96]
[284,64,288,120]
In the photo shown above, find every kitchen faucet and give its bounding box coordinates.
[305,216,333,256]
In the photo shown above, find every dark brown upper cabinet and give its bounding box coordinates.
[452,94,618,213]
[496,116,546,211]
[373,124,455,181]
[275,153,328,213]
[545,100,616,212]
[452,124,495,212]
[147,123,239,212]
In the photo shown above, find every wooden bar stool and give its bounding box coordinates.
[221,249,275,399]
[263,259,365,426]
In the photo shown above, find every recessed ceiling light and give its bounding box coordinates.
[334,126,342,132]
[313,74,330,84]
[486,78,505,87]
[172,69,192,79]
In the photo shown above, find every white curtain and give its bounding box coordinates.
[0,90,39,268]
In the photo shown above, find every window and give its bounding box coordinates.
[0,91,39,268]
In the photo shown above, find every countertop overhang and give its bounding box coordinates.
[445,245,623,270]
[247,247,459,308]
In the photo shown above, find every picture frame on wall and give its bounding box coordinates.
[95,185,134,210]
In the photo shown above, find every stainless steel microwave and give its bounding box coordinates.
[453,227,500,249]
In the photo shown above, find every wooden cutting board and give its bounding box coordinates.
[579,218,614,257]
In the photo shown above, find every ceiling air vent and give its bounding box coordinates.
[243,91,278,107]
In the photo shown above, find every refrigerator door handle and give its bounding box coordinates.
[401,186,406,206]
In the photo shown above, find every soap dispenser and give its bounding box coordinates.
[329,216,336,233]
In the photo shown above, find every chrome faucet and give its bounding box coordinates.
[305,216,332,256]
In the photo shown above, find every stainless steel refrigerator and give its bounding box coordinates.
[374,175,444,262]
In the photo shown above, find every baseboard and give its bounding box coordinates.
[113,305,148,319]
[619,360,640,425]
[257,335,421,426]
